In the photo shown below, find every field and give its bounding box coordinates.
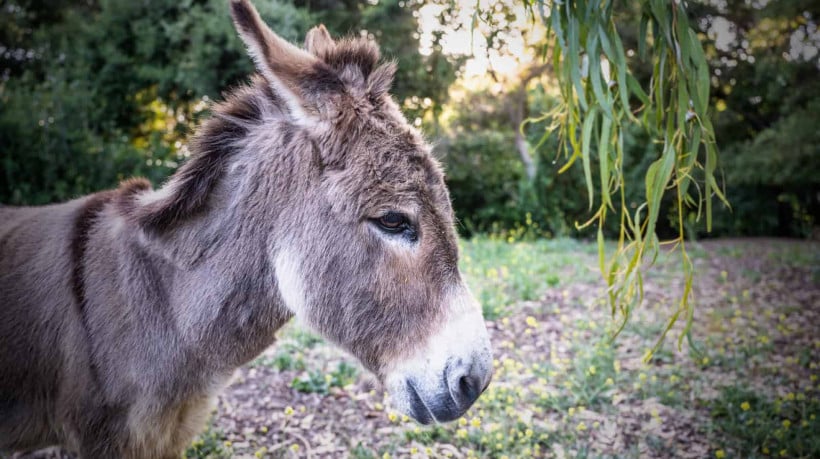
[184,238,819,459]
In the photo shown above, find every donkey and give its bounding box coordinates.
[0,0,492,457]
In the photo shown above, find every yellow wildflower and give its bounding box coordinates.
[741,402,751,411]
[576,422,587,431]
[284,406,294,416]
[526,316,538,327]
[715,450,725,459]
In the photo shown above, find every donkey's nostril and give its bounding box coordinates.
[448,364,487,411]
[458,374,481,403]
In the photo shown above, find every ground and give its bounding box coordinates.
[191,237,820,459]
[13,238,819,458]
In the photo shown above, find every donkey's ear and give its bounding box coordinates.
[305,24,336,58]
[230,0,318,121]
[368,61,397,100]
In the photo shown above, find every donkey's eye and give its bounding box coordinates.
[376,212,406,231]
[371,212,418,242]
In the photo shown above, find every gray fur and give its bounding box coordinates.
[0,1,482,457]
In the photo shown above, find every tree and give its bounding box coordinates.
[691,0,820,237]
[1,0,316,204]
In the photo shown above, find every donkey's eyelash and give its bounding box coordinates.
[371,212,418,242]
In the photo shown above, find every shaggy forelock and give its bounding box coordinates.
[313,37,381,80]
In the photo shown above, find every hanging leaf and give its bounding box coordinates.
[524,0,725,350]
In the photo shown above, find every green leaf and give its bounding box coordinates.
[597,226,606,279]
[599,115,613,208]
[638,13,649,59]
[586,29,614,119]
[645,140,675,239]
[678,127,702,198]
[581,107,598,209]
[567,14,589,111]
[676,81,689,130]
[687,28,710,115]
[603,24,631,115]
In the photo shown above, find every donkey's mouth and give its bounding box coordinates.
[406,380,435,424]
[405,378,470,424]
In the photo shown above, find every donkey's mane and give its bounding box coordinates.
[118,79,269,232]
[120,36,391,233]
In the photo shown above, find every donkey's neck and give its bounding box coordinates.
[136,217,293,369]
[114,78,311,368]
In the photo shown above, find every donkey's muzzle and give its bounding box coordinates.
[405,359,493,424]
[387,287,493,424]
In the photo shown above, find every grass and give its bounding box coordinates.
[710,386,820,458]
[291,361,358,395]
[185,425,231,458]
[459,236,598,319]
[192,237,819,458]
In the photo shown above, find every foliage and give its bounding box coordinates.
[711,386,820,458]
[442,129,526,234]
[695,0,820,238]
[0,0,316,205]
[436,0,818,246]
[522,0,728,355]
[185,424,231,459]
[443,85,674,241]
[291,361,358,395]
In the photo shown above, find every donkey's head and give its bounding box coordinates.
[226,0,492,423]
[135,0,491,424]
